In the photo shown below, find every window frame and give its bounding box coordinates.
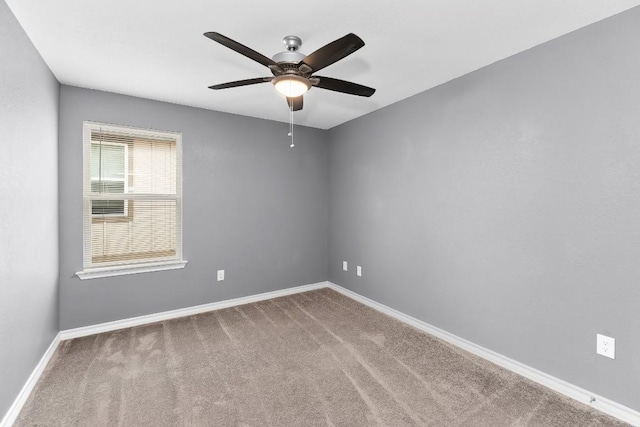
[77,121,186,280]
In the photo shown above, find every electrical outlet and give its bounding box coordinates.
[343,261,348,271]
[357,266,362,277]
[217,270,225,281]
[596,334,615,359]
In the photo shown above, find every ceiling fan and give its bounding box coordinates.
[204,32,375,111]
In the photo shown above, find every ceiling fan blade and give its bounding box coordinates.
[286,96,303,111]
[301,33,365,73]
[208,77,273,90]
[204,32,277,68]
[313,76,375,97]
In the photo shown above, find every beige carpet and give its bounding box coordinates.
[15,288,626,426]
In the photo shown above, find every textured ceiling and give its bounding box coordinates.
[6,0,640,129]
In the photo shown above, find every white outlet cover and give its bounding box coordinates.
[357,266,362,277]
[343,261,348,271]
[596,334,615,359]
[217,270,224,281]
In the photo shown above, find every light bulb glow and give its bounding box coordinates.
[273,75,310,97]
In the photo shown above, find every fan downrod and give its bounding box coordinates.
[273,36,305,64]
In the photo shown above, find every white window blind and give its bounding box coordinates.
[81,122,183,273]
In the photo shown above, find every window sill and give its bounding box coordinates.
[76,260,188,280]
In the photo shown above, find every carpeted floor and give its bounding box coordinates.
[15,288,626,426]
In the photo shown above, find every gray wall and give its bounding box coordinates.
[0,0,60,420]
[328,7,640,411]
[58,86,328,329]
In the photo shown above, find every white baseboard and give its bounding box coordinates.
[326,282,640,426]
[60,281,328,340]
[1,332,61,427]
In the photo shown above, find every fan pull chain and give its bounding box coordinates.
[288,101,295,147]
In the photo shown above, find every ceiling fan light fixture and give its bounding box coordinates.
[272,75,311,98]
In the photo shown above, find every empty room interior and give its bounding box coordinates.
[2,0,640,425]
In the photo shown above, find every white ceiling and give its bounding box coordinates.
[6,0,640,129]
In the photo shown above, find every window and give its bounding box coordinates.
[90,141,128,216]
[77,122,185,279]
